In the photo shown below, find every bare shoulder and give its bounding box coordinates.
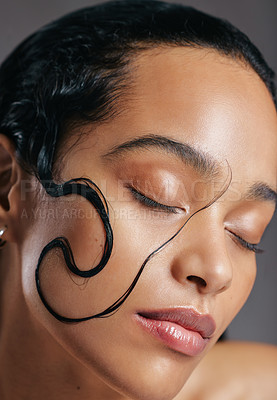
[176,341,277,400]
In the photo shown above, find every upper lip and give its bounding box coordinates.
[137,308,216,339]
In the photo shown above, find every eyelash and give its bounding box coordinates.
[127,186,264,254]
[229,231,264,254]
[127,186,180,214]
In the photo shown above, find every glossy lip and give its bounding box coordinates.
[134,307,216,357]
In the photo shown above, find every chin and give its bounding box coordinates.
[95,364,190,400]
[80,343,198,400]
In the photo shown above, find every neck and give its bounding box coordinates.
[0,244,128,400]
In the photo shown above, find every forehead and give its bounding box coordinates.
[104,47,277,185]
[69,47,277,193]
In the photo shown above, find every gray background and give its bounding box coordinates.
[0,0,276,344]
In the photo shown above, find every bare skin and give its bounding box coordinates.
[0,47,277,400]
[177,341,277,400]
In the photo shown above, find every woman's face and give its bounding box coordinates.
[20,48,277,400]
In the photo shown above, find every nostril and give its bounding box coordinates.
[187,275,207,288]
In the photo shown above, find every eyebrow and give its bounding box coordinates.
[103,134,220,179]
[103,134,277,206]
[246,182,277,207]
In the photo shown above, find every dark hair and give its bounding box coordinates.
[0,0,275,180]
[1,0,275,322]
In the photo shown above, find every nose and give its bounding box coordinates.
[170,212,233,295]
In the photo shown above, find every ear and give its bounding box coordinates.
[0,134,24,243]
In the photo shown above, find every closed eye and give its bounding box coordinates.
[127,186,265,253]
[127,186,182,214]
[228,230,264,254]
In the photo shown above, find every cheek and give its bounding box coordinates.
[219,257,256,330]
[21,187,175,325]
[21,192,114,322]
[234,255,257,304]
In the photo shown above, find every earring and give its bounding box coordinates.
[0,225,7,248]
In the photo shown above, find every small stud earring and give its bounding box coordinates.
[0,225,7,248]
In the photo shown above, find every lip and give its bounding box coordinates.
[134,308,216,357]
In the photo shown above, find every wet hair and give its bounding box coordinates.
[0,0,275,322]
[0,0,276,180]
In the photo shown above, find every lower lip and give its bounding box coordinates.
[135,314,209,357]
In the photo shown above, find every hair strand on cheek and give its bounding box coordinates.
[35,162,232,322]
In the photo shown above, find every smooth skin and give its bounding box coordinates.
[178,341,277,400]
[0,47,276,400]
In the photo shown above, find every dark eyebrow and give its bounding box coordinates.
[245,182,277,207]
[103,134,221,179]
[103,133,277,207]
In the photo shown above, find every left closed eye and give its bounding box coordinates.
[227,230,264,254]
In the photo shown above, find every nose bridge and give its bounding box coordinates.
[171,208,233,295]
